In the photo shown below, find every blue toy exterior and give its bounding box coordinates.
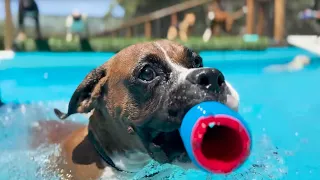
[179,101,252,174]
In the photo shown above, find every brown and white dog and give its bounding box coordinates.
[31,40,240,180]
[167,13,196,42]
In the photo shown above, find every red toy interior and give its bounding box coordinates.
[192,115,250,173]
[201,125,243,162]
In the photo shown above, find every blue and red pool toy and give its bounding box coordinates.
[179,101,252,174]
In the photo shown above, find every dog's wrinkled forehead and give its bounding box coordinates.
[107,40,194,79]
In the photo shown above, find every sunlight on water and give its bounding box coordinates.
[0,102,287,180]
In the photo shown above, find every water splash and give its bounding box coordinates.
[129,133,287,180]
[0,102,287,180]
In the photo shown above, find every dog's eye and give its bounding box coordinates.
[193,57,203,68]
[138,65,156,82]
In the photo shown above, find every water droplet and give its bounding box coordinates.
[267,156,271,159]
[209,122,215,128]
[201,123,206,128]
[203,110,206,114]
[20,105,26,114]
[295,132,299,137]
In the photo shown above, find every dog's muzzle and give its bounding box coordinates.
[147,68,240,164]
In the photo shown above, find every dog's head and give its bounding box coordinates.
[54,40,239,166]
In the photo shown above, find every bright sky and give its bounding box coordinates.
[0,0,125,20]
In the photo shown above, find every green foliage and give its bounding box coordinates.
[7,36,270,52]
[115,0,146,18]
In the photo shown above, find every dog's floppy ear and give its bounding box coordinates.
[54,67,106,120]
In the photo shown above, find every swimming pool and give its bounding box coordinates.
[0,47,320,179]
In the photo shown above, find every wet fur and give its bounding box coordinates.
[30,40,239,180]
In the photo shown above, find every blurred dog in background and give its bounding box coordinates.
[167,13,196,42]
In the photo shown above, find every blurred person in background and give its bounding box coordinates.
[298,0,320,43]
[298,0,320,22]
[16,0,42,42]
[65,9,89,42]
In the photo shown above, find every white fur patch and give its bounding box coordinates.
[225,81,240,103]
[100,166,118,179]
[225,81,240,111]
[109,151,151,173]
[208,11,215,20]
[154,42,197,84]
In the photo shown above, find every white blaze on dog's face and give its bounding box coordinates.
[54,40,240,169]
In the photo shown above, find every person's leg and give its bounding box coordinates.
[66,31,73,42]
[18,1,25,34]
[17,4,27,41]
[34,12,42,39]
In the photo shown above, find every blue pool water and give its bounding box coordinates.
[0,47,320,179]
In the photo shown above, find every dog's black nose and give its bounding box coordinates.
[186,68,225,91]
